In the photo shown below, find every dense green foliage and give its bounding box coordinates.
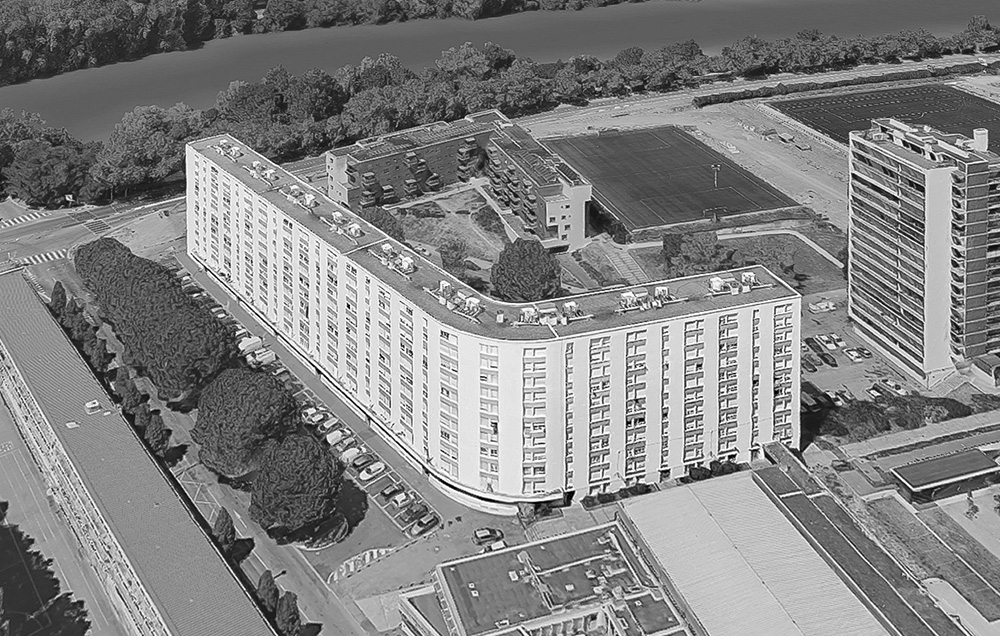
[818,395,975,442]
[0,502,90,636]
[114,372,146,414]
[192,367,299,477]
[74,238,238,399]
[359,206,406,241]
[2,18,999,210]
[275,592,301,636]
[249,433,344,538]
[257,570,280,615]
[212,507,238,554]
[144,411,171,456]
[490,238,561,301]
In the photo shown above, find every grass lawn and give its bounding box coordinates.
[917,507,1000,596]
[575,242,628,288]
[867,497,1000,621]
[631,232,845,295]
[397,190,506,264]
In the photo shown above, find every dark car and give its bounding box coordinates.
[801,357,817,373]
[409,513,440,537]
[399,503,429,526]
[380,482,405,501]
[856,346,873,359]
[818,352,838,367]
[804,337,824,355]
[351,454,377,471]
[472,528,504,546]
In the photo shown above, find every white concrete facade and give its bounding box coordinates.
[186,136,801,512]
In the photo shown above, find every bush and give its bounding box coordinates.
[596,492,617,504]
[581,495,598,509]
[490,238,561,302]
[472,206,505,236]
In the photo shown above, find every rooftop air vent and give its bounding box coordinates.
[84,400,101,415]
[65,421,79,429]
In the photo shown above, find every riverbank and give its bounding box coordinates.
[2,0,995,141]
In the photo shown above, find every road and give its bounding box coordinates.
[519,52,1000,136]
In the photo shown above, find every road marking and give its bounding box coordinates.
[18,249,68,266]
[83,219,112,235]
[133,195,184,212]
[0,211,52,228]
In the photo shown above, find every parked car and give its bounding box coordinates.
[340,446,363,464]
[409,513,440,537]
[844,348,864,364]
[800,341,810,353]
[317,418,341,435]
[302,406,320,419]
[879,378,907,396]
[804,337,824,355]
[234,327,250,340]
[482,540,507,553]
[325,428,351,447]
[333,437,359,454]
[829,392,844,407]
[400,503,429,525]
[830,334,846,349]
[270,366,289,379]
[380,483,405,501]
[818,352,838,367]
[801,357,817,373]
[804,353,822,368]
[835,390,854,405]
[390,491,412,508]
[359,462,386,482]
[816,334,837,351]
[472,528,505,546]
[351,454,377,471]
[856,347,873,359]
[868,385,888,400]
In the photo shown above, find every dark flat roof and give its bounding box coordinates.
[0,270,275,636]
[892,449,1000,492]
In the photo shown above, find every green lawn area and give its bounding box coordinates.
[630,231,845,295]
[397,190,507,265]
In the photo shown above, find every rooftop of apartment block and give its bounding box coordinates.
[426,522,684,636]
[852,118,1000,169]
[488,125,587,190]
[189,135,799,341]
[330,110,508,163]
[0,269,276,636]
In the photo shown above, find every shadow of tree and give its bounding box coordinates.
[230,537,256,565]
[162,443,189,468]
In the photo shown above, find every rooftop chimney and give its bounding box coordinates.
[973,128,989,153]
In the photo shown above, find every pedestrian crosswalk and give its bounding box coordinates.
[330,547,396,583]
[19,249,68,266]
[84,219,112,234]
[0,211,51,228]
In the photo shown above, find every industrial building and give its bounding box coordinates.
[0,268,275,636]
[848,118,1000,386]
[326,110,592,250]
[187,134,801,513]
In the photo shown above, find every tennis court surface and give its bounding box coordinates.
[771,84,1000,151]
[544,126,795,230]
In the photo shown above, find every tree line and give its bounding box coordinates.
[1,16,998,209]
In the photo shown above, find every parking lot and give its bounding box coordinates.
[169,261,442,540]
[798,290,917,406]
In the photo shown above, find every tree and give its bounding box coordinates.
[132,403,153,431]
[144,411,171,456]
[275,591,302,636]
[115,373,145,414]
[287,68,348,122]
[490,238,561,302]
[249,434,344,538]
[192,368,299,477]
[212,507,237,554]
[438,238,469,276]
[5,139,97,208]
[85,337,114,374]
[661,233,685,262]
[966,490,980,520]
[49,281,67,322]
[90,104,204,197]
[257,570,280,615]
[359,207,405,241]
[74,238,238,399]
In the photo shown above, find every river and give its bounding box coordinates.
[1,0,996,141]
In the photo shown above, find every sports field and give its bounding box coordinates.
[771,84,1000,151]
[544,126,796,230]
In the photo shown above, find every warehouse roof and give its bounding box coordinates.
[892,449,1000,492]
[622,472,889,636]
[0,269,275,636]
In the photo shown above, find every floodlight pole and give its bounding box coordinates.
[711,164,721,189]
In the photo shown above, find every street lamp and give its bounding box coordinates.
[711,164,722,189]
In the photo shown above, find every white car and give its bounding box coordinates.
[359,462,386,482]
[816,334,837,351]
[390,491,412,508]
[830,334,846,349]
[844,348,863,363]
[340,446,363,464]
[302,406,320,419]
[325,428,351,446]
[307,411,331,426]
[317,417,341,435]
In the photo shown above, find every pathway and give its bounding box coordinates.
[598,239,649,285]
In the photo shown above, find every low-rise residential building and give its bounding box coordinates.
[0,268,276,636]
[188,134,801,514]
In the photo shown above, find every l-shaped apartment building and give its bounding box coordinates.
[186,134,800,513]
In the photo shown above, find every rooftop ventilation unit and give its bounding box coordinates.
[741,271,757,286]
[345,223,362,238]
[84,400,101,415]
[65,421,79,429]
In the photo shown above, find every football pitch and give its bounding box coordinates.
[544,126,796,230]
[770,83,1000,151]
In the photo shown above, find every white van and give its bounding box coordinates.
[340,446,363,464]
[325,429,351,446]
